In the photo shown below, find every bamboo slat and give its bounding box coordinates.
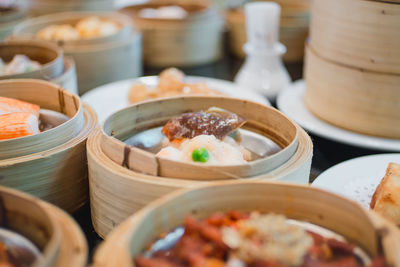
[93,181,400,267]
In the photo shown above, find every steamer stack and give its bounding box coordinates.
[304,0,400,139]
[0,79,97,213]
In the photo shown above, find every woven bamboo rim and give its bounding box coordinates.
[304,44,400,139]
[0,40,64,80]
[310,0,400,74]
[0,104,98,212]
[51,56,78,95]
[100,96,299,180]
[226,6,309,62]
[93,181,400,267]
[87,123,312,238]
[119,1,223,67]
[0,79,84,159]
[0,186,87,267]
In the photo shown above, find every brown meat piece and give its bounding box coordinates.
[161,108,246,141]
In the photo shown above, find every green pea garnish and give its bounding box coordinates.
[192,148,209,163]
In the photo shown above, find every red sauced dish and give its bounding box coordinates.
[135,211,386,267]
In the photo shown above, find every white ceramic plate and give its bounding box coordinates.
[277,80,400,151]
[82,76,270,123]
[312,153,400,208]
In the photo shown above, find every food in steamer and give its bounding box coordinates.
[135,211,386,267]
[36,16,121,41]
[0,96,69,140]
[370,162,400,226]
[128,68,222,104]
[0,55,41,76]
[156,107,251,165]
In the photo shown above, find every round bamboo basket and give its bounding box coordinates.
[304,45,400,139]
[0,40,64,80]
[93,181,400,267]
[87,121,312,237]
[0,103,98,212]
[29,0,115,16]
[101,96,299,180]
[50,56,78,95]
[0,79,84,159]
[0,186,87,267]
[12,12,143,94]
[226,0,310,62]
[0,0,28,41]
[119,1,224,67]
[310,0,400,75]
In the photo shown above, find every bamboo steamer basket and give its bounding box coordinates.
[12,12,143,94]
[310,0,400,74]
[304,45,400,139]
[119,1,224,67]
[29,0,115,16]
[87,118,312,237]
[0,40,64,80]
[226,0,310,62]
[0,79,84,159]
[50,56,78,95]
[0,186,87,267]
[101,96,299,180]
[0,103,98,212]
[0,0,28,41]
[93,181,400,267]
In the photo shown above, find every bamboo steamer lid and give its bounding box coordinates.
[226,4,310,62]
[93,181,400,267]
[12,12,143,94]
[0,186,87,267]
[310,0,400,74]
[0,103,98,212]
[0,40,64,80]
[0,79,84,159]
[87,122,312,237]
[304,45,400,139]
[119,0,224,67]
[100,96,299,180]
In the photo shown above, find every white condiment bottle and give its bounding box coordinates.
[234,2,291,101]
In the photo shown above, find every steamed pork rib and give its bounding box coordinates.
[161,107,246,141]
[135,211,385,267]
